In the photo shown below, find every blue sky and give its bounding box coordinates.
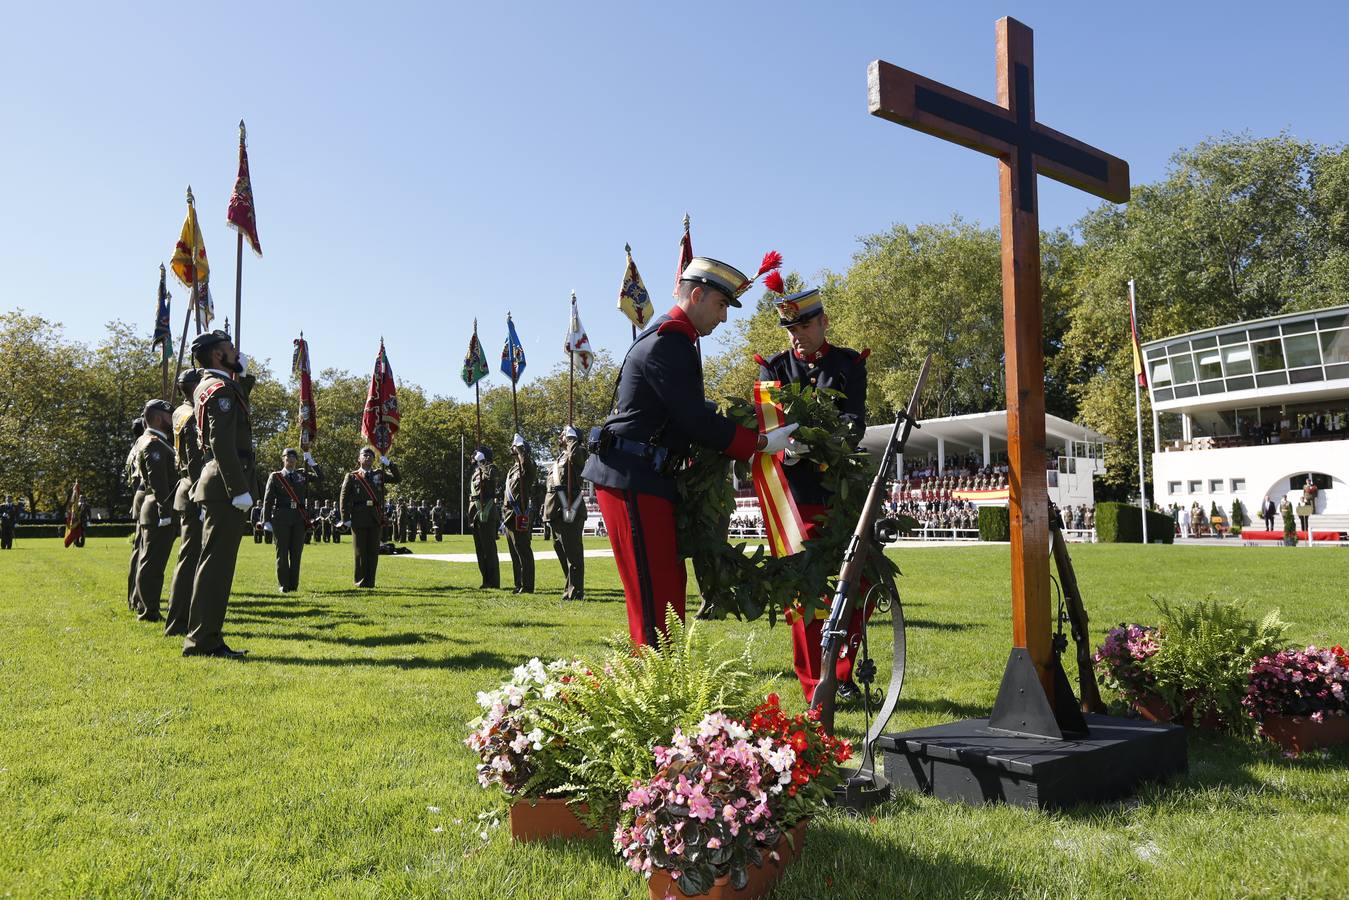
[2,1,1344,400]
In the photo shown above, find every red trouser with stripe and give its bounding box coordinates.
[790,503,873,701]
[596,485,686,648]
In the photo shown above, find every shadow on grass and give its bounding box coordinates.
[231,629,460,648]
[903,619,976,632]
[249,649,517,670]
[887,696,992,721]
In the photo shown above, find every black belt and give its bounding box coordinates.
[609,435,669,472]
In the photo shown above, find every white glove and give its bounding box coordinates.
[263,521,273,533]
[231,491,253,511]
[782,436,809,466]
[380,454,390,466]
[304,451,316,466]
[760,422,800,455]
[237,352,250,375]
[200,507,207,522]
[342,520,351,530]
[158,517,172,528]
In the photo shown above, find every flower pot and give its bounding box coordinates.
[1132,692,1222,730]
[508,798,599,842]
[646,820,808,899]
[1259,713,1349,754]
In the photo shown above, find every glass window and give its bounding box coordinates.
[1248,325,1280,340]
[1254,339,1285,372]
[1221,344,1252,375]
[1196,349,1223,380]
[1289,367,1323,384]
[1188,480,1202,494]
[1168,481,1182,495]
[1146,346,1166,360]
[1225,375,1255,391]
[1158,412,1184,443]
[1283,333,1321,368]
[1320,329,1349,365]
[1281,319,1314,335]
[1231,478,1246,492]
[1149,360,1172,387]
[1192,336,1218,349]
[1209,479,1223,493]
[1166,340,1190,354]
[1219,330,1247,345]
[1256,371,1288,388]
[1317,313,1349,330]
[1170,354,1196,384]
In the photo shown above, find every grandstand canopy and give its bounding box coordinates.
[861,411,1108,468]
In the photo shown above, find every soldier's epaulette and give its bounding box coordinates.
[656,317,697,341]
[857,348,871,363]
[753,353,767,367]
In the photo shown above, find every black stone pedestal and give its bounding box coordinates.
[877,714,1186,810]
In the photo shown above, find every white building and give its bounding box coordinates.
[1144,304,1349,522]
[861,409,1108,510]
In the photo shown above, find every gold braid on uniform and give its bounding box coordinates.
[675,382,897,625]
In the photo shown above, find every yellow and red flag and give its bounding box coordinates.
[362,340,400,454]
[618,243,653,329]
[226,120,262,256]
[1129,279,1147,388]
[292,334,316,451]
[63,482,84,548]
[171,188,209,289]
[750,381,809,558]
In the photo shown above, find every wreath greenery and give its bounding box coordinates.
[676,382,897,625]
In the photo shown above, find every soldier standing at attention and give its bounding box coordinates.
[0,496,15,550]
[130,400,178,622]
[417,501,430,541]
[184,330,255,660]
[504,434,537,594]
[166,368,204,636]
[582,256,799,647]
[545,425,588,600]
[340,447,400,588]
[125,417,146,608]
[756,287,870,702]
[468,447,501,589]
[431,499,446,541]
[263,448,323,593]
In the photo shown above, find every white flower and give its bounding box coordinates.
[541,682,561,700]
[510,732,531,753]
[527,727,546,750]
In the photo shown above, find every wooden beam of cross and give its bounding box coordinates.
[868,17,1129,699]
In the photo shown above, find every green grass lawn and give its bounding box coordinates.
[1,536,1346,898]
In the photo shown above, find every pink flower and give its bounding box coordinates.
[689,793,715,821]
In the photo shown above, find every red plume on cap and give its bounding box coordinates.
[756,250,783,278]
[763,270,785,295]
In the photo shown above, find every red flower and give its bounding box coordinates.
[765,693,780,708]
[790,731,809,752]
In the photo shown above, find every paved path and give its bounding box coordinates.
[395,548,616,564]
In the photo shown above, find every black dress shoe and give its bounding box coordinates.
[139,612,163,623]
[836,680,863,703]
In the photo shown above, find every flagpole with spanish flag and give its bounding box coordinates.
[169,186,208,388]
[1129,278,1149,544]
[226,120,262,353]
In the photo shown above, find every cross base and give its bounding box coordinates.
[877,715,1186,810]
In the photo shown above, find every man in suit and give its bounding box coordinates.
[340,447,400,588]
[545,425,588,600]
[263,447,323,593]
[184,330,256,659]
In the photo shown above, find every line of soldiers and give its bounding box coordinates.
[385,499,448,542]
[250,500,347,544]
[466,426,588,599]
[0,496,22,549]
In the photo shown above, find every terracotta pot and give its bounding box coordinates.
[646,820,808,900]
[1132,692,1223,730]
[1260,713,1349,754]
[508,797,599,842]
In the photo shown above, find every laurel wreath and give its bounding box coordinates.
[675,383,896,625]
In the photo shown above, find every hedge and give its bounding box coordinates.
[1094,501,1175,544]
[978,506,1010,542]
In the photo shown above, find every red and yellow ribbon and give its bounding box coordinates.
[751,381,809,558]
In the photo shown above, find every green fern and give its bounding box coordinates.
[540,610,770,829]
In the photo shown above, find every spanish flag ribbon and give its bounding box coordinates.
[750,381,809,558]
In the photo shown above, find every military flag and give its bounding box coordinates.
[618,243,652,330]
[565,291,594,376]
[501,313,526,383]
[170,188,209,288]
[226,120,262,256]
[152,264,172,360]
[674,213,693,296]
[63,481,85,548]
[1129,280,1147,389]
[293,333,316,451]
[361,340,400,455]
[461,320,490,387]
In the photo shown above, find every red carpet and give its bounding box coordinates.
[1236,530,1341,542]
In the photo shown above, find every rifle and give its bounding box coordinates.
[1048,502,1107,715]
[810,354,930,736]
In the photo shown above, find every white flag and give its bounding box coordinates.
[565,291,594,375]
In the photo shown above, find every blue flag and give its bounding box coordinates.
[501,313,526,384]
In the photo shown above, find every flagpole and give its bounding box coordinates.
[1130,278,1149,544]
[507,312,520,434]
[171,186,198,390]
[158,265,169,402]
[234,232,243,352]
[475,381,482,446]
[568,292,576,427]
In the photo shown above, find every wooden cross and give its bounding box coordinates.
[868,17,1129,699]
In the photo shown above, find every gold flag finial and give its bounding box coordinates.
[571,289,577,301]
[186,185,195,205]
[239,119,246,142]
[683,213,690,230]
[625,242,632,254]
